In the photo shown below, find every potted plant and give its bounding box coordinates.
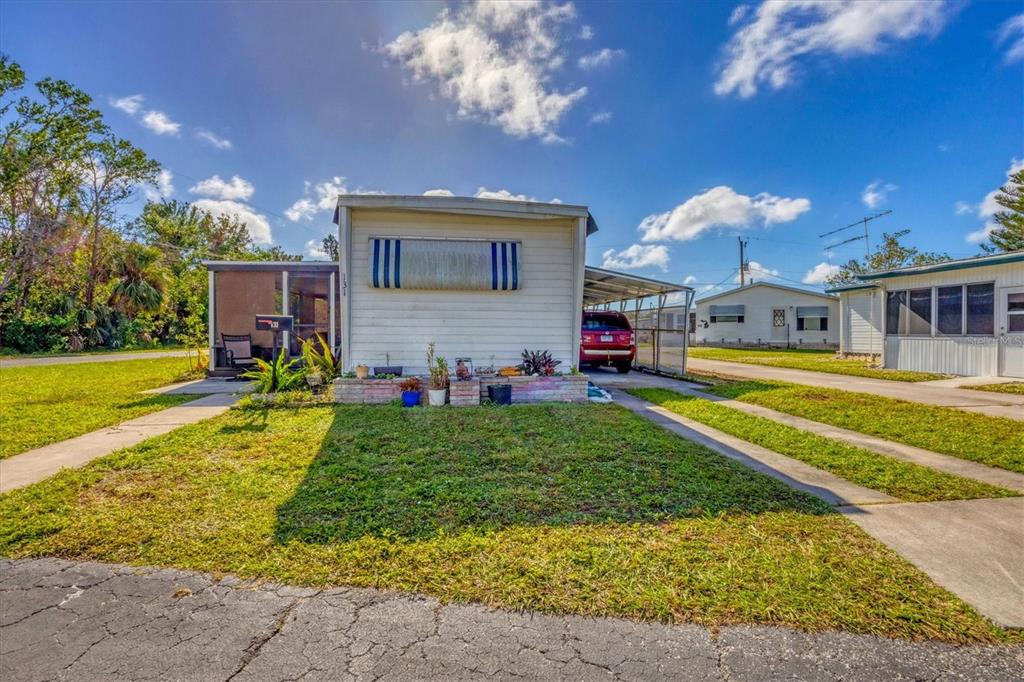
[355,363,370,380]
[399,376,422,407]
[425,342,449,406]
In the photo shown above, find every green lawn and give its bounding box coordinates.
[0,403,1012,643]
[0,357,197,458]
[0,344,185,358]
[965,382,1024,395]
[686,347,944,382]
[703,381,1024,474]
[627,388,1014,503]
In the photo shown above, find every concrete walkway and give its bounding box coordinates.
[685,357,1024,421]
[842,498,1024,629]
[3,557,1020,682]
[590,368,1024,492]
[590,369,1024,628]
[0,349,191,368]
[611,389,896,506]
[0,393,239,493]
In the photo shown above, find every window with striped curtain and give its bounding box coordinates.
[368,238,520,291]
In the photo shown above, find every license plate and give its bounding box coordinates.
[600,334,614,342]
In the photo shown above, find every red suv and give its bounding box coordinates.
[580,311,635,373]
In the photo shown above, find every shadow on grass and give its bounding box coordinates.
[217,409,269,434]
[274,404,832,544]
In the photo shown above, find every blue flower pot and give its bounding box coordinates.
[401,390,421,407]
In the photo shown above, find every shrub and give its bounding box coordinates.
[241,352,306,393]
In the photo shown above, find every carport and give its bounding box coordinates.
[583,266,695,375]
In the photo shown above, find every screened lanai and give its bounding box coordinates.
[204,261,339,371]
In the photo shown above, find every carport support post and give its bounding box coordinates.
[681,289,695,376]
[633,294,644,369]
[655,293,666,374]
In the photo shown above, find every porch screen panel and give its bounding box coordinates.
[369,238,520,291]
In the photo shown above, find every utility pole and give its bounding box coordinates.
[819,210,891,258]
[738,237,749,286]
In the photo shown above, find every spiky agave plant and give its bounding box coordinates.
[241,352,306,393]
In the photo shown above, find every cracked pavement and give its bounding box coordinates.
[2,558,1022,681]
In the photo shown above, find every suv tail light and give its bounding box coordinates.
[629,332,636,346]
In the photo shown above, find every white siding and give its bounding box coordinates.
[843,290,883,355]
[874,261,1024,377]
[348,210,577,374]
[693,285,839,346]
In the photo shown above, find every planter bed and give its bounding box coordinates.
[333,374,588,405]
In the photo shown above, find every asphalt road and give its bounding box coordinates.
[2,558,1021,681]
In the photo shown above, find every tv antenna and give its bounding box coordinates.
[819,210,892,258]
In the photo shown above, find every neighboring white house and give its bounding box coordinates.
[693,282,839,347]
[829,250,1024,378]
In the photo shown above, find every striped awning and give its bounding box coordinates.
[369,238,520,291]
[796,306,829,317]
[709,304,744,315]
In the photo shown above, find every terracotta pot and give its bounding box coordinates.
[355,364,370,380]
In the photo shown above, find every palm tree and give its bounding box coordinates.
[109,242,166,315]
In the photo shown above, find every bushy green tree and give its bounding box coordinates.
[982,168,1024,253]
[826,230,951,286]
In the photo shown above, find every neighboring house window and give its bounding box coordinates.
[689,312,696,330]
[772,309,785,327]
[710,315,744,323]
[936,285,963,335]
[795,306,828,332]
[886,282,994,336]
[1009,292,1024,332]
[907,288,932,335]
[966,283,994,335]
[797,316,828,331]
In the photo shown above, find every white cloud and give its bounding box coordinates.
[284,176,385,221]
[998,13,1024,64]
[305,239,329,259]
[110,94,143,115]
[192,199,271,245]
[189,174,255,201]
[966,158,1024,243]
[638,185,811,242]
[861,179,897,208]
[578,48,626,69]
[802,261,840,284]
[140,109,181,136]
[736,261,779,283]
[423,188,455,197]
[683,275,698,285]
[601,244,670,271]
[474,186,533,201]
[144,169,175,202]
[715,1,950,98]
[954,200,973,216]
[588,111,613,124]
[383,0,587,142]
[196,129,233,150]
[579,25,594,40]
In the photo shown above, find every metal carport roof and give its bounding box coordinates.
[583,266,692,306]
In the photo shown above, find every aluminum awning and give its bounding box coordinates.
[583,266,692,306]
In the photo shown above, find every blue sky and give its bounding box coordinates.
[4,0,1023,296]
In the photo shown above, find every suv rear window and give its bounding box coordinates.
[582,313,631,331]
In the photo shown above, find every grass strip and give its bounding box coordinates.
[702,380,1024,474]
[686,347,943,382]
[0,403,1016,643]
[965,382,1024,395]
[0,357,197,458]
[627,387,1015,503]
